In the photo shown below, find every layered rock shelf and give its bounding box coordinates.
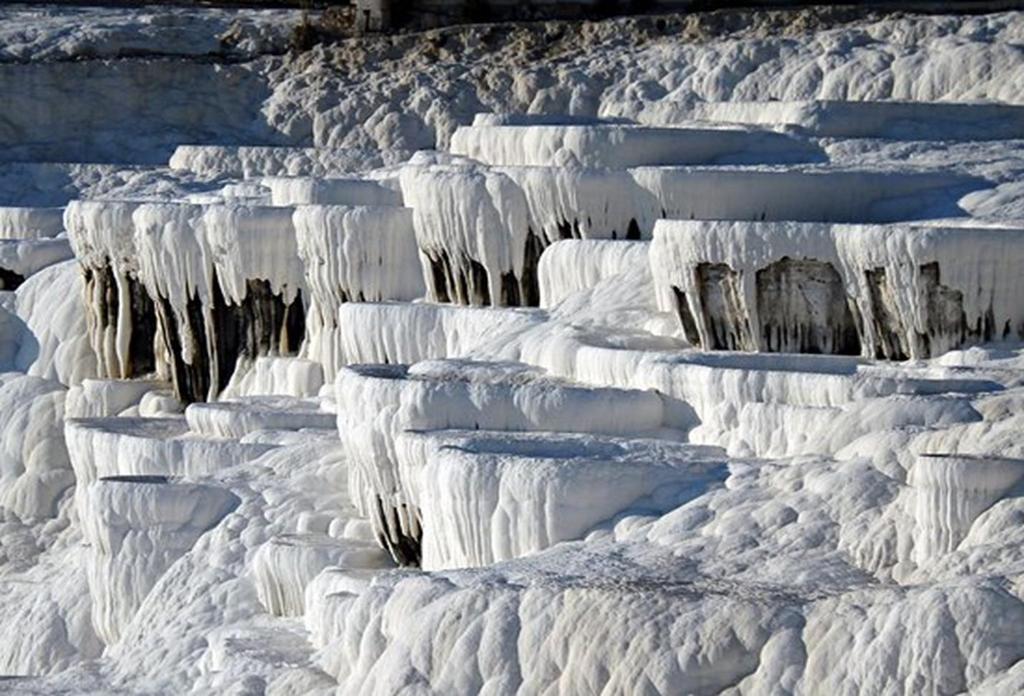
[4,6,1024,694]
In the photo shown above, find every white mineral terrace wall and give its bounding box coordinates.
[650,220,1024,359]
[133,202,306,402]
[449,122,820,167]
[82,476,238,644]
[630,166,980,223]
[393,429,725,569]
[328,299,984,420]
[0,205,72,289]
[0,206,64,239]
[909,453,1024,567]
[65,200,161,381]
[335,361,669,564]
[538,239,651,307]
[334,301,545,366]
[253,534,390,617]
[400,162,535,306]
[293,204,423,379]
[0,238,73,289]
[65,416,274,518]
[184,396,334,439]
[640,99,1024,140]
[7,9,1024,694]
[265,176,402,207]
[399,156,982,308]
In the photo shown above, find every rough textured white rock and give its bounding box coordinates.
[14,259,98,386]
[252,533,390,616]
[0,238,74,285]
[169,145,411,179]
[648,99,1024,140]
[909,453,1024,566]
[221,355,325,399]
[82,475,238,644]
[64,378,165,419]
[185,396,334,439]
[538,239,650,307]
[395,429,726,568]
[5,6,1024,695]
[65,416,275,519]
[0,373,70,521]
[449,122,818,167]
[265,176,402,207]
[0,206,64,240]
[336,360,669,563]
[335,301,545,366]
[631,166,982,223]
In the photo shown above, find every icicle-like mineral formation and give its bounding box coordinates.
[651,220,1024,358]
[293,204,424,379]
[133,202,306,402]
[400,162,534,306]
[400,160,658,307]
[65,200,161,381]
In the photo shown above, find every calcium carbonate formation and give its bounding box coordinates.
[4,6,1024,695]
[650,220,1024,358]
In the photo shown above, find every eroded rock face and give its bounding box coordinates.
[81,264,158,379]
[864,266,906,360]
[867,261,998,361]
[131,202,307,403]
[652,221,1024,359]
[695,262,750,351]
[755,257,860,355]
[154,277,304,404]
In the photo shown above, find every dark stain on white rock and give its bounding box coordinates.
[695,262,751,351]
[755,257,860,355]
[374,495,422,567]
[82,262,158,378]
[0,267,25,290]
[154,272,304,403]
[671,285,701,346]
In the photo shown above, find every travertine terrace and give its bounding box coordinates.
[2,4,1024,694]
